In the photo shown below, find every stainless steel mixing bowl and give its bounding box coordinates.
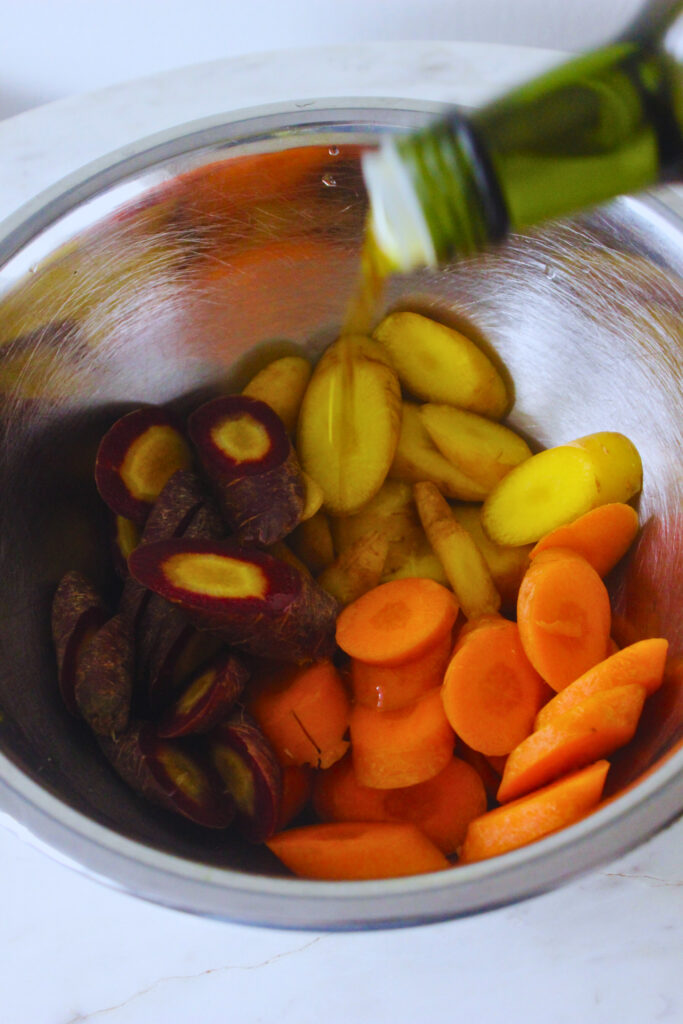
[0,100,680,929]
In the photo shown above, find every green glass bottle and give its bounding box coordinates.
[362,0,683,270]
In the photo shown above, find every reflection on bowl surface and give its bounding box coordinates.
[0,103,680,929]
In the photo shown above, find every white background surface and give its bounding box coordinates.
[1,0,642,119]
[0,11,681,1024]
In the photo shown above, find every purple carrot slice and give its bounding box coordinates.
[188,395,305,544]
[128,537,339,661]
[117,471,223,636]
[51,570,108,715]
[74,614,134,736]
[139,469,212,545]
[95,406,193,525]
[146,615,226,712]
[99,722,234,828]
[157,651,248,737]
[210,712,282,841]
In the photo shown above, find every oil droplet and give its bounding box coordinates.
[543,264,557,280]
[328,145,340,156]
[322,173,337,188]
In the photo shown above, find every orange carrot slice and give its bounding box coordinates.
[312,754,388,823]
[336,577,459,666]
[534,637,668,731]
[266,821,449,880]
[441,619,548,756]
[455,738,504,803]
[276,765,313,830]
[350,630,453,710]
[313,754,487,855]
[350,688,455,789]
[247,660,350,769]
[529,502,639,576]
[517,547,612,691]
[460,760,610,863]
[383,757,487,855]
[605,655,683,794]
[497,683,647,802]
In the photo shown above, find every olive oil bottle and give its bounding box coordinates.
[362,0,683,270]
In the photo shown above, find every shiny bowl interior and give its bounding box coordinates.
[0,101,680,929]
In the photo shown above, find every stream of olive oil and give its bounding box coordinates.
[341,223,390,337]
[330,222,391,508]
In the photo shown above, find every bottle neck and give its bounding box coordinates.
[363,2,683,271]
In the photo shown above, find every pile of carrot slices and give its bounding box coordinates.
[264,502,672,880]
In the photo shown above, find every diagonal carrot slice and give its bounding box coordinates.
[266,821,450,880]
[460,760,610,863]
[497,683,647,802]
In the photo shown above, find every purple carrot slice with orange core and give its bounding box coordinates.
[210,713,282,841]
[146,619,226,712]
[100,722,234,828]
[188,395,305,544]
[157,651,248,737]
[51,570,108,715]
[95,406,193,525]
[128,537,339,661]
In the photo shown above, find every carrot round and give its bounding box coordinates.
[350,688,455,789]
[516,547,612,691]
[313,754,388,823]
[313,754,487,855]
[455,739,504,803]
[336,577,458,666]
[276,765,313,830]
[383,757,487,854]
[529,502,639,577]
[350,631,453,710]
[497,683,647,802]
[460,760,610,863]
[441,619,548,756]
[534,637,669,731]
[266,821,449,880]
[247,660,350,769]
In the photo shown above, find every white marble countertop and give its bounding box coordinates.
[0,42,681,1024]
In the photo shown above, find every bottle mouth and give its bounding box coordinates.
[361,140,437,273]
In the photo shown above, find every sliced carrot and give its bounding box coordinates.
[350,630,453,710]
[383,757,487,854]
[497,683,647,802]
[605,655,683,795]
[460,760,610,863]
[276,765,313,830]
[247,660,350,769]
[266,821,450,880]
[517,547,612,691]
[350,688,455,789]
[312,754,389,823]
[455,613,508,643]
[529,502,639,577]
[441,619,548,756]
[455,738,503,803]
[534,638,669,731]
[335,577,458,666]
[313,754,487,855]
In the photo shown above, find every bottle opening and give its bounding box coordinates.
[361,141,437,273]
